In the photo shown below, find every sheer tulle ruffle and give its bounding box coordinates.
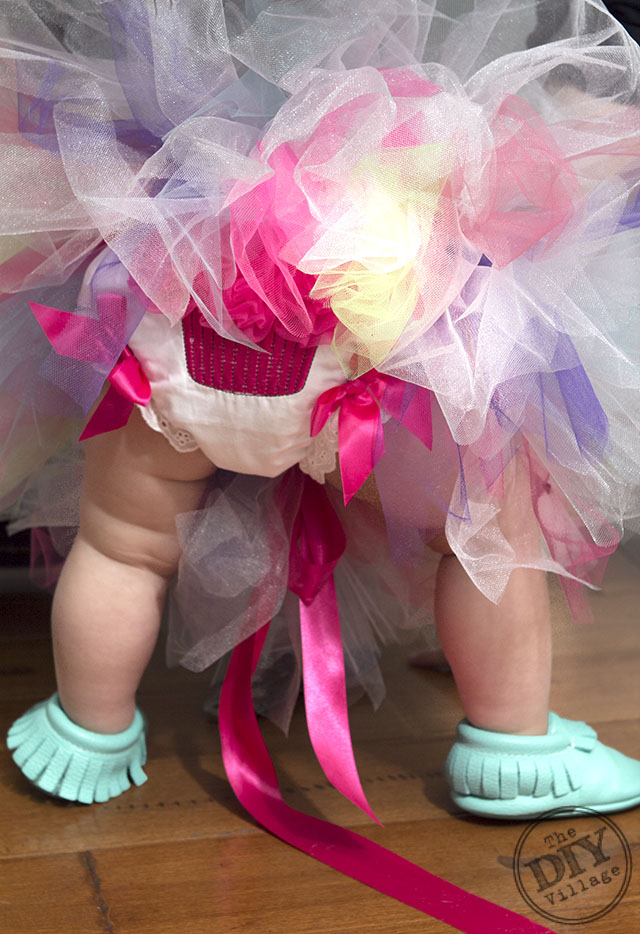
[0,1,639,718]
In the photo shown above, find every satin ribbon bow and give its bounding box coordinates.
[30,297,150,440]
[79,346,151,441]
[311,370,433,504]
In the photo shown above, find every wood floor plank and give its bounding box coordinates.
[0,729,454,858]
[7,818,635,934]
[1,549,638,932]
[0,852,115,933]
[45,829,528,934]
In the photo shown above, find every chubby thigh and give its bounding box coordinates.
[80,408,216,578]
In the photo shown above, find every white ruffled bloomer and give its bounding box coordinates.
[128,311,344,479]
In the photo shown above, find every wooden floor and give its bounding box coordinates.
[1,551,639,934]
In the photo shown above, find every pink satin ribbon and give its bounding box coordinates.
[219,476,553,932]
[311,372,432,504]
[29,297,150,440]
[288,476,375,820]
[79,346,151,440]
[30,294,128,362]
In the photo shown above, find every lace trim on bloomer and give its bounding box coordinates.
[156,415,199,452]
[140,402,339,483]
[140,404,200,453]
[299,413,339,484]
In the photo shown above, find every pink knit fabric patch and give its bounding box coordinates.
[183,309,316,396]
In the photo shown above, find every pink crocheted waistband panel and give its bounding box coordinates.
[183,309,316,396]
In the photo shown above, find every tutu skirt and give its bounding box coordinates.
[0,0,639,720]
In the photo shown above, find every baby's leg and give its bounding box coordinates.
[430,455,551,735]
[431,462,640,817]
[432,538,551,735]
[52,409,215,733]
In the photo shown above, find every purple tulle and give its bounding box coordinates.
[0,0,638,698]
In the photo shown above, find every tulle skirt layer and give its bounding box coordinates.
[0,2,639,719]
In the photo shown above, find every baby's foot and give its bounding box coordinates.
[445,713,640,819]
[7,693,147,803]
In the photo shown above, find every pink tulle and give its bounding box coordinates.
[462,96,580,267]
[229,143,339,346]
[525,442,618,622]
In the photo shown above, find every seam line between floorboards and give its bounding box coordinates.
[81,850,115,934]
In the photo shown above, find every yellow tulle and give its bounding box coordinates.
[311,141,450,370]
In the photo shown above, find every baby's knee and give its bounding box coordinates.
[77,512,183,580]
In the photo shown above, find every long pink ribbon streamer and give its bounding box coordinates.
[298,579,377,821]
[219,622,552,933]
[311,372,432,504]
[287,476,375,817]
[219,476,552,931]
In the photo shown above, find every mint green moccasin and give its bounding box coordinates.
[445,712,640,820]
[7,693,147,804]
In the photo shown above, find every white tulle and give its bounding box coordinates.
[0,1,638,721]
